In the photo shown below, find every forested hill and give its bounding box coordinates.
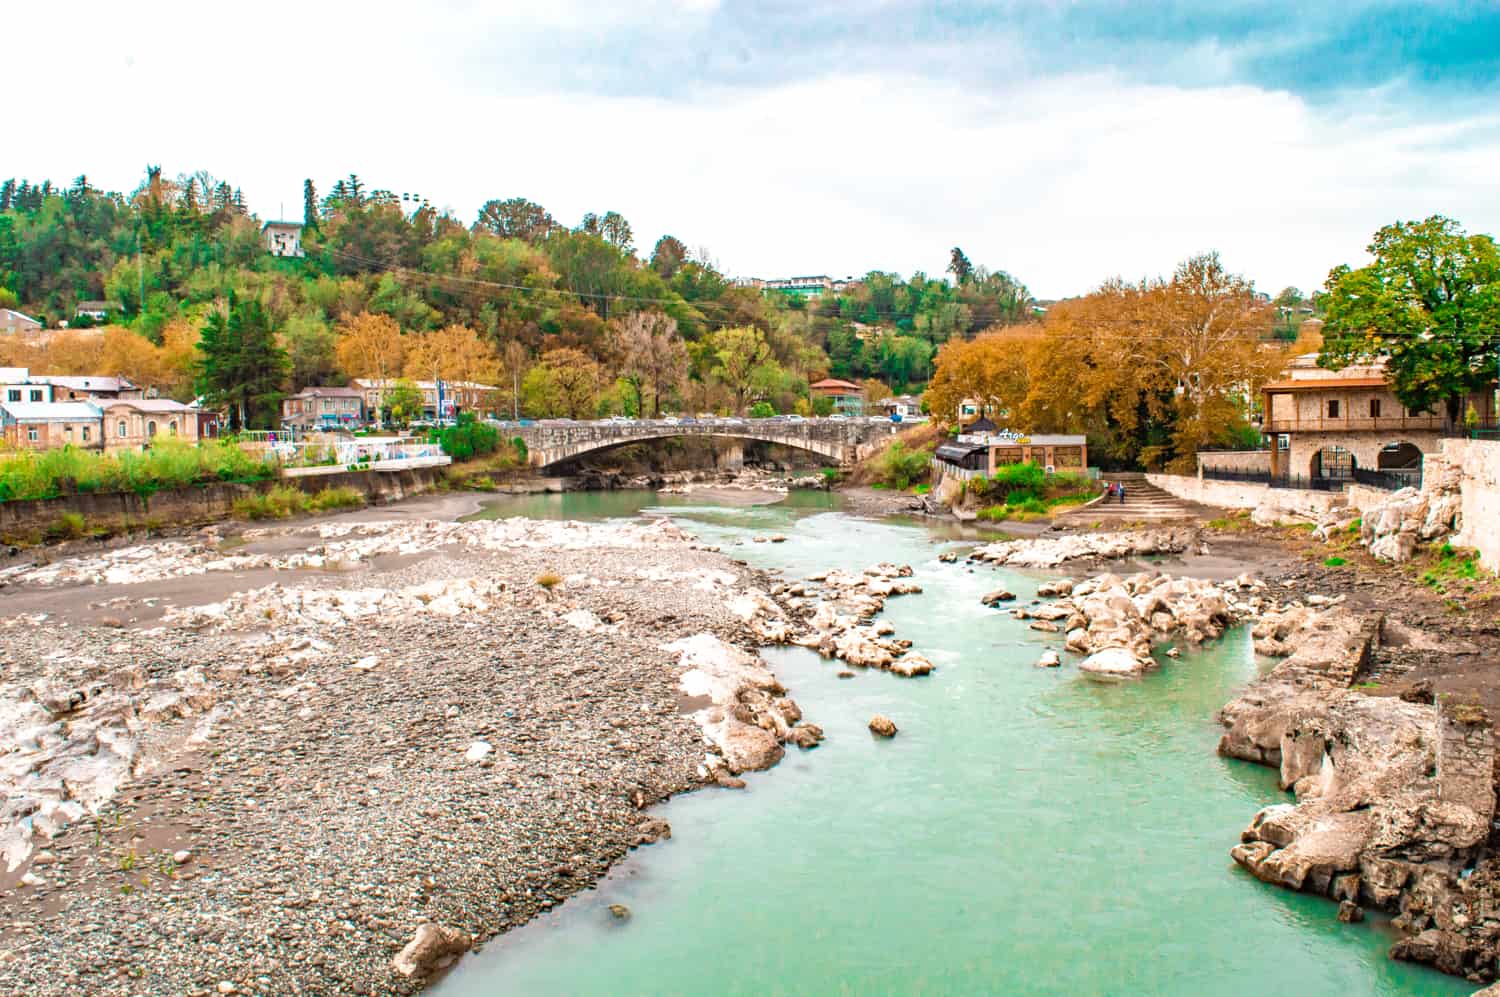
[0,169,1034,423]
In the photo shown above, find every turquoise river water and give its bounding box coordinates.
[440,490,1473,996]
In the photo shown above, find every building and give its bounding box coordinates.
[957,426,1089,475]
[0,401,103,450]
[1,368,53,404]
[877,394,924,420]
[354,378,496,421]
[731,275,861,298]
[36,375,142,402]
[282,386,365,429]
[262,221,304,258]
[0,308,42,336]
[1262,353,1498,485]
[808,378,865,416]
[102,399,201,451]
[74,301,121,323]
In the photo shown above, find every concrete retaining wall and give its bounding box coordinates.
[0,465,445,540]
[1197,450,1272,473]
[1146,473,1346,517]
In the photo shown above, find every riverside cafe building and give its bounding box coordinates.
[934,417,1090,479]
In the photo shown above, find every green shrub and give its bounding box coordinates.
[0,439,274,503]
[749,401,776,418]
[46,512,89,540]
[306,486,365,513]
[874,441,932,490]
[1324,556,1347,567]
[233,485,309,520]
[435,417,501,462]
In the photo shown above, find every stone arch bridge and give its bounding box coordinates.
[509,418,901,470]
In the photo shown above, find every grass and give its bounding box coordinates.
[535,571,562,591]
[967,463,1103,522]
[1324,556,1347,567]
[232,484,366,520]
[45,512,90,541]
[0,438,275,502]
[1206,510,1253,532]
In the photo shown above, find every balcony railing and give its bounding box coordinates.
[1201,466,1347,492]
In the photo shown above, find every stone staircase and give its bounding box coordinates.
[1056,472,1209,524]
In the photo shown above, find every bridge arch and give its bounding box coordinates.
[510,420,898,472]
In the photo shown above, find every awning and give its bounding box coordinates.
[935,441,986,462]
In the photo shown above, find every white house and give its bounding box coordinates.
[0,367,53,405]
[262,221,304,258]
[0,308,42,336]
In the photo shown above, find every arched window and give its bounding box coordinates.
[168,420,178,435]
[147,420,157,438]
[117,419,128,438]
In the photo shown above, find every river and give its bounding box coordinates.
[441,489,1469,996]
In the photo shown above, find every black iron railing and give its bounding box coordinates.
[1352,466,1419,491]
[1200,466,1348,491]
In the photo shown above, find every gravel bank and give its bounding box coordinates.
[0,513,811,995]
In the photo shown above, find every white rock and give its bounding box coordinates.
[464,741,494,764]
[350,655,379,672]
[1079,647,1151,679]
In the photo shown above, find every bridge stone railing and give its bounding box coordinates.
[505,418,900,469]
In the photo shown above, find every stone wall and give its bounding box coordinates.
[0,465,445,541]
[1286,430,1443,480]
[1146,473,1345,517]
[1443,438,1500,572]
[1197,450,1272,473]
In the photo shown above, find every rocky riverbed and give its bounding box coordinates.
[0,512,837,995]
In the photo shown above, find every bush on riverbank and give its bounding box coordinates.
[970,463,1101,521]
[872,441,933,490]
[232,484,366,520]
[0,439,274,502]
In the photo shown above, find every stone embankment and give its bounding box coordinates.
[1218,608,1500,982]
[0,512,851,995]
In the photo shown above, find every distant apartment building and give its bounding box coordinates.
[732,275,862,297]
[0,368,53,405]
[354,378,496,421]
[262,221,304,258]
[282,386,365,429]
[0,401,103,451]
[0,308,42,336]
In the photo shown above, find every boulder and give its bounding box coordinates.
[1079,647,1149,679]
[1035,650,1061,668]
[786,724,825,749]
[392,923,472,978]
[889,653,935,677]
[981,589,1016,606]
[868,714,898,738]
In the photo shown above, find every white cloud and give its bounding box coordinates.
[6,5,1498,300]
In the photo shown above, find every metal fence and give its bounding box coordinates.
[1352,466,1419,491]
[1200,466,1348,492]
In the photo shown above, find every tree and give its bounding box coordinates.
[522,348,601,419]
[1320,216,1500,426]
[384,379,424,425]
[611,311,689,416]
[707,326,778,414]
[948,247,973,285]
[198,294,289,430]
[334,311,405,385]
[302,179,320,232]
[404,323,500,391]
[501,339,528,421]
[650,235,688,279]
[473,198,557,242]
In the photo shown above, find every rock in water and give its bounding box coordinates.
[1337,900,1364,923]
[980,589,1016,607]
[786,724,825,749]
[392,923,472,978]
[868,714,898,738]
[1035,650,1061,668]
[608,903,631,920]
[1079,647,1149,679]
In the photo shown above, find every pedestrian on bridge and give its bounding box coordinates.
[1118,483,1126,505]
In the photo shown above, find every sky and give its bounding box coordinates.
[7,1,1500,300]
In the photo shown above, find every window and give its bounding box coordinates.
[29,389,42,402]
[147,420,157,438]
[27,427,38,442]
[82,426,91,443]
[5,389,17,402]
[117,419,127,438]
[168,420,178,435]
[1327,399,1340,418]
[1370,399,1381,418]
